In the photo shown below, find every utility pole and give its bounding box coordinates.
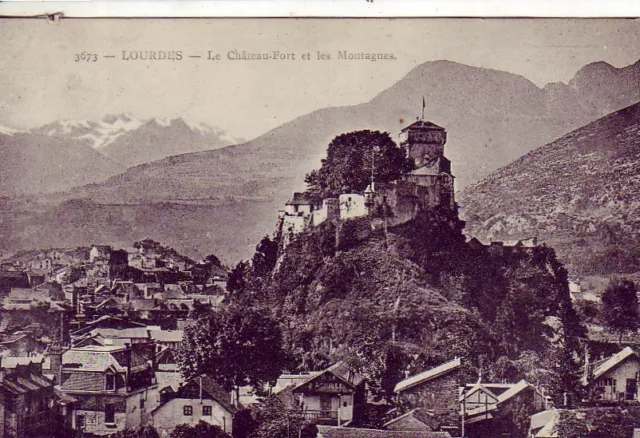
[461,386,466,438]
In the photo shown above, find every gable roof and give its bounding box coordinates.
[1,355,44,368]
[62,346,127,372]
[293,361,365,392]
[382,408,440,430]
[531,409,559,438]
[592,347,637,380]
[286,192,314,206]
[149,330,183,343]
[156,371,184,392]
[401,120,445,132]
[394,358,461,393]
[460,382,499,403]
[496,380,534,404]
[90,327,150,340]
[153,375,237,415]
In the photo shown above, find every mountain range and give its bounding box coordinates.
[32,114,243,168]
[0,132,126,197]
[1,59,640,265]
[458,101,640,275]
[0,115,241,195]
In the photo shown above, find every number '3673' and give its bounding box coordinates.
[74,53,98,62]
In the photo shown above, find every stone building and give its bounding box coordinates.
[276,118,457,240]
[394,358,462,435]
[0,356,56,438]
[53,344,159,435]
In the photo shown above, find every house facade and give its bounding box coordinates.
[0,357,56,438]
[278,362,365,426]
[55,344,159,435]
[150,375,236,437]
[394,358,462,435]
[586,347,640,402]
[463,380,547,437]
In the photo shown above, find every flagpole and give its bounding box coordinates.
[421,97,425,120]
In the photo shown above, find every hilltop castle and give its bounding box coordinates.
[276,118,456,240]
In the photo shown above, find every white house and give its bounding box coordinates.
[150,375,236,437]
[586,347,640,402]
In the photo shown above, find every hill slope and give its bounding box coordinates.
[458,101,640,275]
[0,133,125,196]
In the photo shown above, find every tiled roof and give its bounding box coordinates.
[400,120,445,132]
[496,380,533,404]
[91,327,150,339]
[327,361,366,387]
[62,346,127,372]
[394,358,461,393]
[531,409,559,437]
[382,408,440,430]
[198,375,237,414]
[293,361,365,392]
[54,387,77,404]
[317,426,451,437]
[61,372,104,391]
[286,192,313,206]
[149,330,183,343]
[0,372,52,395]
[1,355,44,368]
[154,375,237,416]
[156,371,184,392]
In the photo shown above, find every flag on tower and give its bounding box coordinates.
[421,97,426,120]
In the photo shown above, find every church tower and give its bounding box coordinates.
[400,118,455,209]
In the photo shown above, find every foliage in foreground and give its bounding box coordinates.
[178,303,288,395]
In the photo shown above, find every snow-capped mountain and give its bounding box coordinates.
[32,113,144,149]
[31,114,244,167]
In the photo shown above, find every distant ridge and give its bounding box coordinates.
[2,59,640,263]
[32,114,242,168]
[459,101,640,274]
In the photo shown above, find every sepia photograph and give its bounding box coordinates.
[0,17,640,437]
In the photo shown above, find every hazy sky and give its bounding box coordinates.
[1,18,639,139]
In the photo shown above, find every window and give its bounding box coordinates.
[202,406,212,416]
[343,401,348,408]
[183,406,193,416]
[106,374,115,391]
[105,404,115,425]
[140,399,145,409]
[77,415,85,429]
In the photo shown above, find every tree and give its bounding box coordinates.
[545,339,584,408]
[178,304,288,400]
[249,395,307,438]
[170,421,229,438]
[304,130,413,201]
[110,426,160,438]
[251,236,279,278]
[602,277,639,343]
[227,261,250,296]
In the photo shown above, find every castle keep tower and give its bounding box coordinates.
[400,119,451,173]
[400,119,455,209]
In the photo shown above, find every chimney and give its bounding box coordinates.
[47,343,65,385]
[124,343,132,390]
